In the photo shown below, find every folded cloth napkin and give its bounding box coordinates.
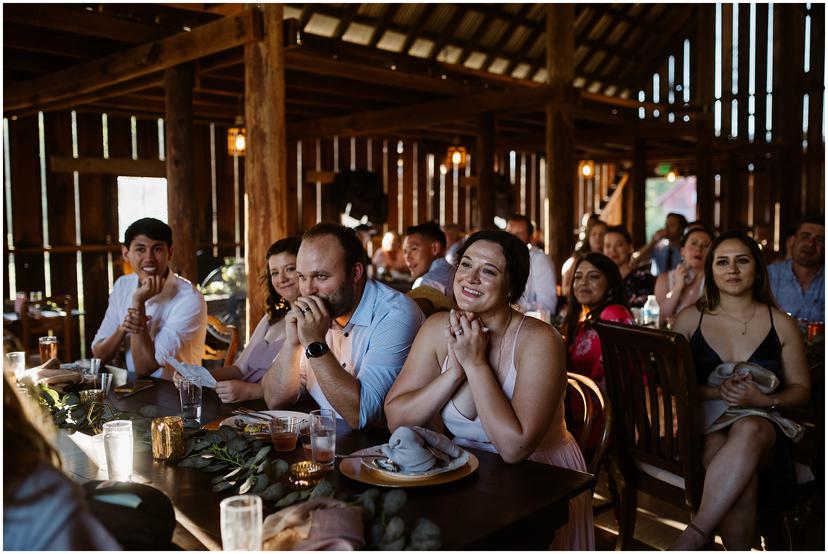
[704,361,804,441]
[380,426,462,472]
[262,498,364,551]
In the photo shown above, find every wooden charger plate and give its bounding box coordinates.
[339,452,479,488]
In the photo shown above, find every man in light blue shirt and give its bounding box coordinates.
[768,216,824,322]
[404,222,455,316]
[262,223,424,429]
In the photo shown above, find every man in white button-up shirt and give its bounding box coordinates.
[92,218,207,379]
[506,214,558,317]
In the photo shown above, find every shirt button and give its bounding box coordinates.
[342,363,347,368]
[344,332,349,337]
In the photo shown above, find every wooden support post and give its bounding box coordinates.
[475,112,496,230]
[694,4,715,227]
[245,4,288,335]
[545,4,576,270]
[629,138,647,247]
[164,64,198,283]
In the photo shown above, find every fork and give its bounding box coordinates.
[231,409,271,421]
[234,407,274,420]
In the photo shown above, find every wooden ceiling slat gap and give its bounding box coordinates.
[428,7,467,60]
[630,6,697,87]
[332,4,361,41]
[502,20,545,77]
[456,9,498,67]
[367,4,400,49]
[400,4,438,55]
[481,4,533,71]
[298,5,315,30]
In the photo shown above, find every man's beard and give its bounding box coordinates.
[319,284,356,319]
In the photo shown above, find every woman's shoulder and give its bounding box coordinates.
[516,314,563,348]
[769,305,801,338]
[673,304,702,335]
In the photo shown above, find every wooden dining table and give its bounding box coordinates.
[57,378,595,550]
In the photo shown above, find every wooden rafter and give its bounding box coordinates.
[4,9,263,112]
[428,6,467,60]
[630,5,697,86]
[503,21,545,77]
[456,9,498,66]
[332,3,361,40]
[481,4,533,71]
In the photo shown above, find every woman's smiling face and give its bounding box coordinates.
[572,260,609,310]
[453,240,508,312]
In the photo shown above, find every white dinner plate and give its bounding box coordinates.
[219,410,309,434]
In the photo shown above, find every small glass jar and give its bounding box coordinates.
[151,416,187,460]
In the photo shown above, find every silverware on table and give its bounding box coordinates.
[231,409,271,421]
[335,453,386,459]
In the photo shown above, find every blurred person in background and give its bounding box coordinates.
[603,225,655,308]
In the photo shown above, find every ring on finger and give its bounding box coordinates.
[455,328,463,336]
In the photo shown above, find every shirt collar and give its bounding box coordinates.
[341,278,377,331]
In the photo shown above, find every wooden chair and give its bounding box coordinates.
[594,321,704,550]
[18,295,75,363]
[202,314,239,367]
[565,371,612,477]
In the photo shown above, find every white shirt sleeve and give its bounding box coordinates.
[152,290,207,367]
[527,248,558,315]
[92,276,130,347]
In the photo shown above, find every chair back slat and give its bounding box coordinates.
[595,321,704,512]
[564,372,612,477]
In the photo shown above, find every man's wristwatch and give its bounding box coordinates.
[305,341,330,359]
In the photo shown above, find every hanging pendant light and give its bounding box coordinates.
[227,114,246,157]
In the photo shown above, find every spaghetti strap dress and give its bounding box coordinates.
[439,316,595,550]
[689,305,796,509]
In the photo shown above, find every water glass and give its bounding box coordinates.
[38,336,59,364]
[269,416,300,452]
[5,351,26,381]
[298,421,312,458]
[92,433,107,473]
[102,420,133,481]
[178,376,202,425]
[309,409,336,469]
[220,495,262,551]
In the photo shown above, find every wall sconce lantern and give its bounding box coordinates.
[446,146,467,169]
[227,115,246,157]
[579,160,595,178]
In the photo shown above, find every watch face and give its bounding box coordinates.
[307,341,329,358]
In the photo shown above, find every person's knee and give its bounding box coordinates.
[729,418,775,450]
[702,434,727,468]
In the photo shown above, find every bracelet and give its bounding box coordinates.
[767,395,780,411]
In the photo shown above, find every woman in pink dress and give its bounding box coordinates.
[385,230,593,550]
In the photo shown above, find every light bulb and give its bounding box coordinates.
[235,134,246,152]
[667,170,676,182]
[581,164,592,177]
[451,151,462,165]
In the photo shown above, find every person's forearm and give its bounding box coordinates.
[130,330,159,377]
[658,288,684,321]
[262,346,302,409]
[699,384,721,400]
[385,368,465,431]
[310,353,361,428]
[770,383,811,409]
[91,329,126,364]
[464,361,537,463]
[211,365,243,381]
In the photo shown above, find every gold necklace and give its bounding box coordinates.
[719,303,758,335]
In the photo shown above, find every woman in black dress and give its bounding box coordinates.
[671,231,810,550]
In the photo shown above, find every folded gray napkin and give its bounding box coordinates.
[380,426,462,473]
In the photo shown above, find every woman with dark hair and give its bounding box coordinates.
[561,215,608,297]
[671,231,810,550]
[603,225,656,308]
[563,252,635,387]
[385,230,593,550]
[655,224,714,326]
[212,237,302,403]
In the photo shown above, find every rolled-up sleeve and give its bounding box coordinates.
[92,277,131,347]
[152,291,207,367]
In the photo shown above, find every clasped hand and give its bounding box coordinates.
[718,372,767,407]
[446,309,489,373]
[286,295,331,347]
[134,275,165,303]
[120,307,151,335]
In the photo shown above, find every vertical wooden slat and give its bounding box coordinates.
[8,116,45,295]
[737,5,751,141]
[417,142,429,224]
[300,139,318,230]
[319,138,336,222]
[386,138,400,233]
[629,138,647,247]
[136,118,161,161]
[401,140,415,229]
[285,139,299,235]
[76,113,114,352]
[805,3,825,214]
[215,127,237,260]
[720,4,733,139]
[754,4,769,142]
[354,137,368,171]
[476,113,496,230]
[192,123,213,257]
[695,4,716,227]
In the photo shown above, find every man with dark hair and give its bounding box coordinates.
[262,222,424,429]
[635,212,688,275]
[92,218,207,379]
[768,215,824,321]
[403,222,454,316]
[506,213,557,318]
[441,223,466,265]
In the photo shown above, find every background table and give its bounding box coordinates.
[58,378,594,550]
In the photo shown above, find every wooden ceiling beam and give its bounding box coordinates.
[456,10,497,66]
[428,7,467,60]
[3,25,120,60]
[333,3,361,40]
[630,6,697,86]
[287,85,560,140]
[503,23,544,76]
[3,4,176,44]
[5,9,263,112]
[286,72,429,104]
